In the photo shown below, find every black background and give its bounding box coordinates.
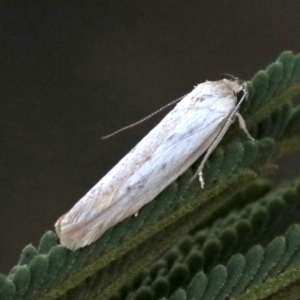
[2,1,300,274]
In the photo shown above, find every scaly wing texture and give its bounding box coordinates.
[56,83,236,249]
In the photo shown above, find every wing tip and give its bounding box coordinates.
[55,213,107,250]
[55,215,88,250]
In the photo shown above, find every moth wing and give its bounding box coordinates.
[54,105,186,249]
[54,187,119,249]
[119,101,234,198]
[56,93,236,249]
[93,101,235,231]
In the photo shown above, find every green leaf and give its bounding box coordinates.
[4,50,300,300]
[0,274,15,300]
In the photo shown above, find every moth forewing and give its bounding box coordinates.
[55,79,251,250]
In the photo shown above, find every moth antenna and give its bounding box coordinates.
[101,95,185,139]
[221,73,239,80]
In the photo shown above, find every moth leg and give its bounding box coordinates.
[196,115,241,188]
[236,113,255,141]
[196,129,229,189]
[196,138,228,188]
[195,90,251,189]
[199,169,205,190]
[134,211,139,217]
[197,147,215,190]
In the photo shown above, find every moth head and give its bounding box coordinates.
[233,80,248,104]
[223,77,248,105]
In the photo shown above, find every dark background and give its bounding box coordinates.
[1,1,300,274]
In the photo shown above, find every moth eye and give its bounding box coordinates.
[235,90,245,102]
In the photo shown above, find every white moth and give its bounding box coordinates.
[55,79,253,250]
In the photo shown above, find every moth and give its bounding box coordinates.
[55,78,253,250]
